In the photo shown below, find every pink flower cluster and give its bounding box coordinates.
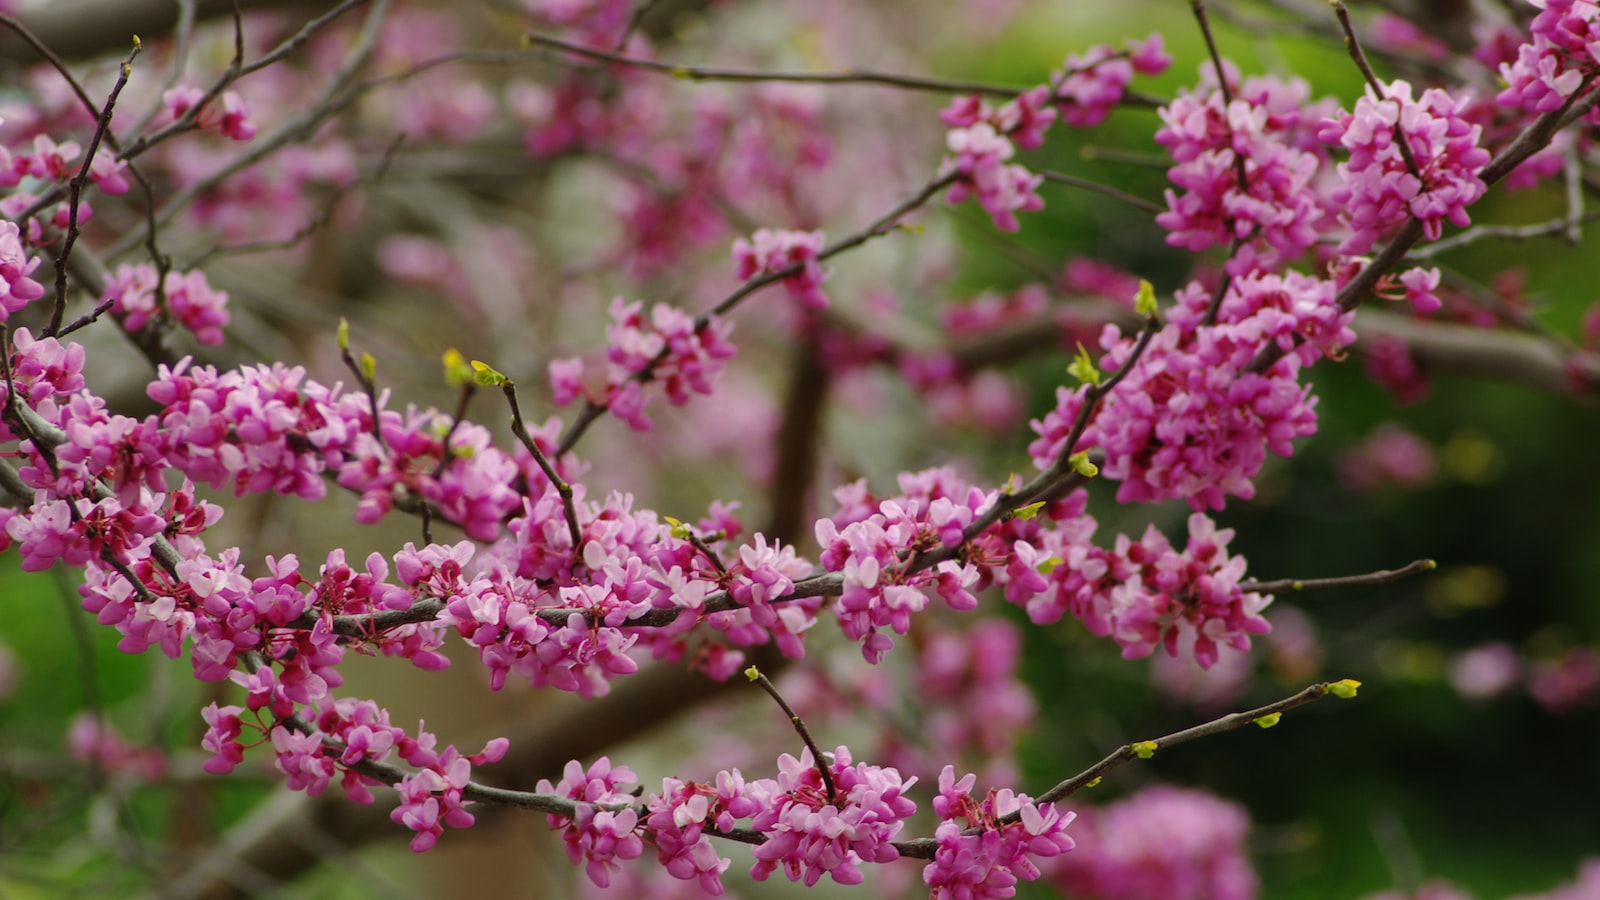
[1031,275,1344,512]
[732,228,830,310]
[550,298,736,431]
[510,67,831,278]
[815,485,984,663]
[429,539,644,698]
[1048,785,1256,900]
[1363,333,1430,404]
[1156,66,1336,273]
[1055,33,1171,127]
[1318,80,1490,253]
[146,359,373,500]
[103,263,232,345]
[1497,0,1600,113]
[67,713,167,779]
[0,220,44,318]
[163,84,258,142]
[1,132,129,212]
[748,746,917,887]
[1014,500,1273,669]
[539,757,646,887]
[1337,423,1435,493]
[924,766,1075,898]
[940,122,1045,232]
[886,619,1036,786]
[336,408,522,541]
[199,690,507,853]
[643,772,756,894]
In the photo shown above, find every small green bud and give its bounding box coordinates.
[1131,740,1158,759]
[744,666,761,682]
[442,348,473,387]
[664,516,693,540]
[1085,776,1101,788]
[1068,451,1099,478]
[1134,279,1160,318]
[470,360,507,387]
[1037,555,1063,575]
[1254,712,1282,729]
[1328,679,1362,699]
[337,317,350,351]
[359,352,377,383]
[1068,343,1102,386]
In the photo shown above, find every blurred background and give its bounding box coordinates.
[0,1,1596,897]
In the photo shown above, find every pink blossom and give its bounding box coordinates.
[1363,334,1430,404]
[164,84,258,141]
[1448,642,1521,701]
[749,746,917,887]
[1338,424,1435,493]
[1497,2,1600,114]
[1049,785,1255,900]
[732,228,830,310]
[924,766,1075,896]
[941,123,1044,232]
[0,220,44,318]
[1319,80,1490,253]
[540,757,645,886]
[200,702,248,774]
[1031,276,1342,512]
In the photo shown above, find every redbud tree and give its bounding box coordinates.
[1,0,1598,897]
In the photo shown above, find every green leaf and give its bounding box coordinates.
[1254,712,1282,728]
[1132,740,1158,759]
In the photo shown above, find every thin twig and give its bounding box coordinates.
[1039,169,1163,214]
[522,31,1029,98]
[1243,558,1436,594]
[748,668,836,803]
[502,382,584,554]
[105,0,391,258]
[615,0,668,50]
[46,42,140,337]
[1333,1,1423,181]
[1406,210,1600,259]
[1034,680,1347,806]
[553,172,961,457]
